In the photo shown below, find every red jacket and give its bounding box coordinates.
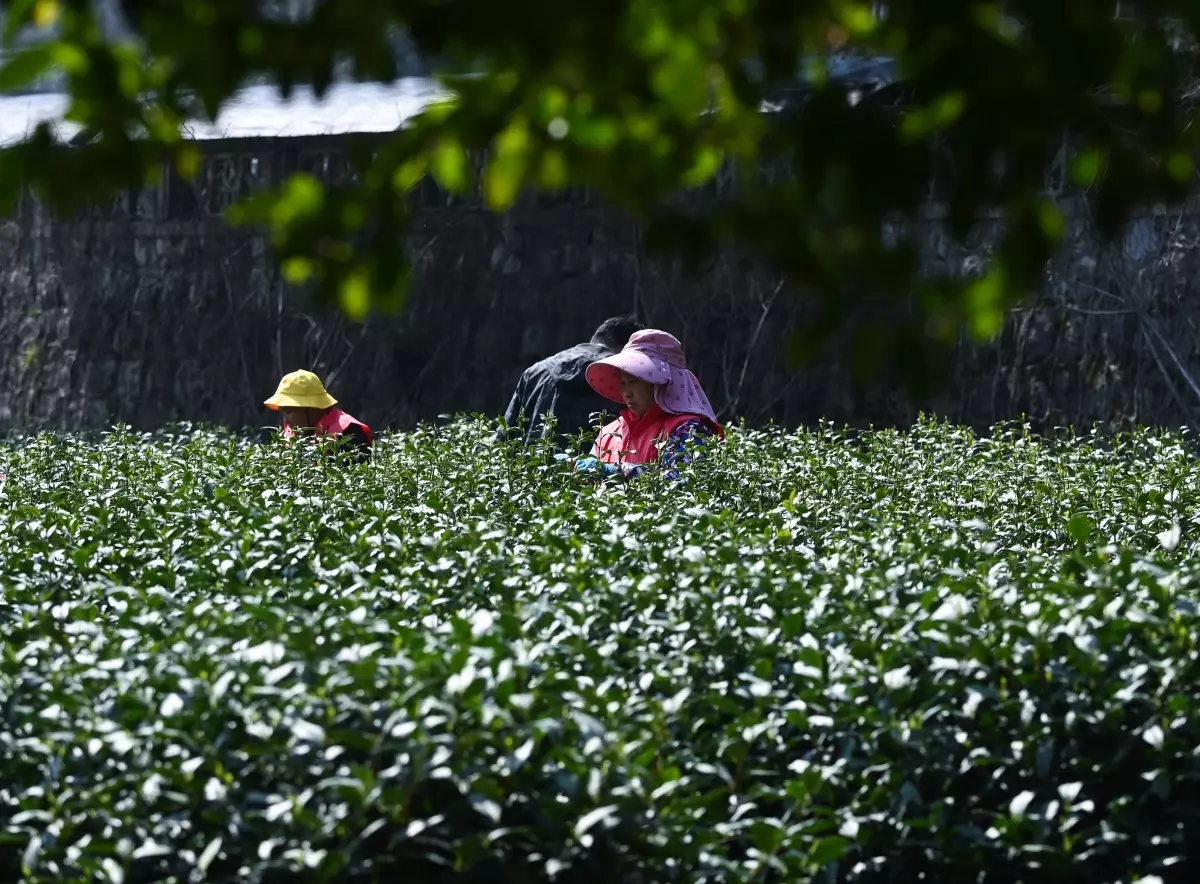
[314,408,373,445]
[592,404,722,466]
[284,408,373,449]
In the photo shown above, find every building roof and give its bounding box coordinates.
[0,55,898,147]
[0,78,447,146]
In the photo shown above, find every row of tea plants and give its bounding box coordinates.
[0,419,1196,883]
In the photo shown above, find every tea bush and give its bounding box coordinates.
[0,419,1197,883]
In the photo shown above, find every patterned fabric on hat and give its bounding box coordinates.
[584,329,719,425]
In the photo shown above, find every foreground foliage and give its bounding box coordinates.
[2,3,1199,375]
[0,419,1198,883]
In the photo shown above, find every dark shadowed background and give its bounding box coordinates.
[0,83,1197,435]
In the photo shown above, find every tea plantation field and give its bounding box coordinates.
[0,419,1197,883]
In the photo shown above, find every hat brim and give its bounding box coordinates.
[586,351,672,403]
[264,393,338,410]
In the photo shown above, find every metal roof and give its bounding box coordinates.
[0,56,898,147]
[0,78,447,146]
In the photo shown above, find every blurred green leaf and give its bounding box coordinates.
[392,156,428,193]
[1071,148,1105,187]
[0,44,54,92]
[431,139,469,194]
[32,0,57,30]
[483,118,531,210]
[1038,201,1065,241]
[1168,152,1193,183]
[3,0,38,41]
[682,146,723,187]
[339,267,371,320]
[964,269,1006,342]
[281,257,315,284]
[271,174,324,228]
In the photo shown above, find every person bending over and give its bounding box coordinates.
[264,369,373,462]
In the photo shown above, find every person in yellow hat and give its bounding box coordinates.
[264,370,374,461]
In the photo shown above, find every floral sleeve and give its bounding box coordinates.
[620,419,715,481]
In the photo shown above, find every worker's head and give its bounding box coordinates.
[617,370,656,418]
[264,370,338,427]
[591,315,643,353]
[586,329,719,424]
[280,406,321,429]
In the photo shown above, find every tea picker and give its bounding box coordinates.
[264,370,374,462]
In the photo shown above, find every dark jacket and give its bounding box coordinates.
[501,342,615,446]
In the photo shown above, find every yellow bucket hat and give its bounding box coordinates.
[264,369,338,411]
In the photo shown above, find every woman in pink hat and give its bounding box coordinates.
[576,329,724,480]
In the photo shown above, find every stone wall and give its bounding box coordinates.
[1,135,1199,434]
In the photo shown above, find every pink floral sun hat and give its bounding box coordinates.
[585,329,719,424]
